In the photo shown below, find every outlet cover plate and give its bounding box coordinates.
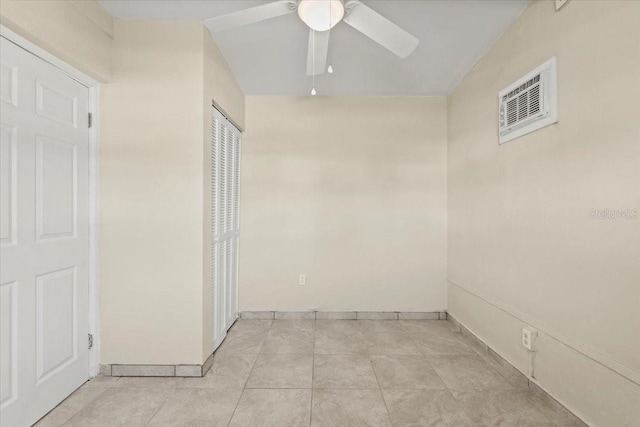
[522,327,538,351]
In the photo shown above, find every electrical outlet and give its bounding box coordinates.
[522,327,538,351]
[298,274,306,286]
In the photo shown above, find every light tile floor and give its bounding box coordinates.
[35,319,580,426]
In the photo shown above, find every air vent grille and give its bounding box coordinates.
[498,57,558,144]
[502,74,540,102]
[530,85,541,114]
[501,74,542,128]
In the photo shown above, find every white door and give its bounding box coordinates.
[1,37,90,427]
[211,107,240,350]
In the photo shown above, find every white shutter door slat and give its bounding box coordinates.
[231,131,240,322]
[211,106,241,350]
[221,122,228,338]
[220,230,227,336]
[233,133,241,231]
[226,129,233,235]
[211,110,223,349]
[220,126,227,236]
[225,239,232,325]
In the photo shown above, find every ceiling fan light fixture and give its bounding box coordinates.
[298,0,344,32]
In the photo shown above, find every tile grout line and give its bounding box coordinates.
[225,386,245,427]
[368,353,395,426]
[393,320,498,413]
[451,323,535,392]
[520,393,561,427]
[38,382,109,427]
[225,320,272,427]
[413,332,454,392]
[142,388,174,427]
[397,321,430,360]
[103,315,449,375]
[426,323,562,425]
[63,320,560,426]
[371,321,503,425]
[309,318,316,426]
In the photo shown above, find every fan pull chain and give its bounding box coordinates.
[328,0,333,74]
[311,29,316,95]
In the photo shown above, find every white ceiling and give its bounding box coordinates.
[99,0,530,96]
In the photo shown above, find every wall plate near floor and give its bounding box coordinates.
[522,327,538,351]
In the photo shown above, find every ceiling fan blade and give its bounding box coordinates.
[307,29,330,76]
[343,1,419,58]
[204,1,297,33]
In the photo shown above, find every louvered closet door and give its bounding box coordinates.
[211,107,240,351]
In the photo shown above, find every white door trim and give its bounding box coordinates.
[0,25,101,377]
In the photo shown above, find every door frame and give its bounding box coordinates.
[1,25,101,378]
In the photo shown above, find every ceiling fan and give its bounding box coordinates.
[204,0,419,77]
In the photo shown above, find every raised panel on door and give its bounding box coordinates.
[0,123,17,246]
[0,60,18,106]
[35,79,78,128]
[35,135,78,241]
[35,267,77,384]
[0,281,17,410]
[0,36,90,427]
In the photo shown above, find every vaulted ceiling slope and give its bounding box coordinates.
[99,0,530,96]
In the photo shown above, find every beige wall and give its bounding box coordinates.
[5,9,637,424]
[446,1,640,425]
[202,30,245,359]
[203,32,245,130]
[1,0,245,366]
[240,96,447,312]
[0,0,113,82]
[100,21,205,365]
[100,21,244,365]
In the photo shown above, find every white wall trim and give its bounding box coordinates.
[1,25,101,378]
[87,86,101,377]
[240,311,447,320]
[448,280,640,386]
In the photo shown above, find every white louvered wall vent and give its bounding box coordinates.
[498,57,558,144]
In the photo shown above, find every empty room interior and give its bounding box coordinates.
[0,0,638,426]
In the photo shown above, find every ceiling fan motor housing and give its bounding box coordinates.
[297,0,345,32]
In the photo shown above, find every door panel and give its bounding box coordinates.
[0,281,17,408]
[36,267,77,383]
[35,80,79,128]
[0,124,17,246]
[36,135,78,240]
[0,37,90,427]
[211,108,240,351]
[0,61,18,106]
